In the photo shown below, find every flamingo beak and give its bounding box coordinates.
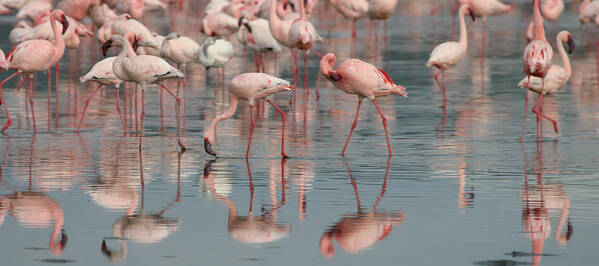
[59,229,68,249]
[204,137,216,156]
[61,15,69,35]
[101,40,112,57]
[567,35,575,54]
[468,8,475,22]
[132,37,139,52]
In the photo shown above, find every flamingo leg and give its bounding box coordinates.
[16,74,24,91]
[115,85,127,134]
[160,84,164,132]
[29,75,36,133]
[531,100,558,134]
[291,49,298,88]
[352,19,357,40]
[161,83,186,151]
[77,84,103,133]
[521,80,530,143]
[135,84,138,132]
[0,72,21,132]
[139,88,145,150]
[341,97,363,156]
[123,84,128,131]
[55,64,59,124]
[47,70,51,129]
[303,51,308,89]
[246,104,255,158]
[266,99,288,158]
[372,98,392,156]
[441,70,447,107]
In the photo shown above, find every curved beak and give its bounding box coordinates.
[468,8,475,22]
[59,229,68,249]
[238,17,252,33]
[203,160,215,178]
[204,137,216,156]
[61,15,69,35]
[101,40,112,57]
[567,35,575,54]
[132,37,139,53]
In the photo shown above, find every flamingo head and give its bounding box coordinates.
[238,17,252,33]
[468,7,475,21]
[60,14,69,34]
[101,40,112,56]
[50,229,68,256]
[204,137,216,156]
[566,34,575,54]
[101,239,126,263]
[165,32,180,40]
[320,53,337,78]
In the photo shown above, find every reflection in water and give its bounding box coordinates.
[97,150,181,263]
[0,137,67,256]
[320,158,404,257]
[203,159,291,244]
[520,143,572,266]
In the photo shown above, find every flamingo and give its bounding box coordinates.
[78,56,127,133]
[329,0,369,39]
[159,32,200,85]
[236,18,282,72]
[103,33,185,151]
[0,9,68,133]
[459,0,513,22]
[580,0,599,25]
[197,37,235,84]
[426,4,475,107]
[88,3,119,27]
[519,31,573,140]
[16,0,52,22]
[289,0,320,88]
[319,53,407,156]
[268,0,299,82]
[203,73,293,158]
[521,0,553,142]
[368,0,398,41]
[200,11,243,37]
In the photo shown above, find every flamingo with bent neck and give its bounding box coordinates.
[0,9,69,133]
[203,73,293,158]
[319,53,407,156]
[519,31,574,140]
[521,0,553,142]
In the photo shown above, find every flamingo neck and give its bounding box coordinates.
[458,6,468,49]
[205,93,239,144]
[299,0,306,19]
[50,15,65,62]
[556,35,571,78]
[533,0,546,41]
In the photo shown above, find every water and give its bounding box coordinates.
[1,1,599,265]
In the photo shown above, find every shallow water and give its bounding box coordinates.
[1,1,599,265]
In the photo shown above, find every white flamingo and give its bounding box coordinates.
[426,4,475,106]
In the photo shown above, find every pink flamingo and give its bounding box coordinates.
[426,4,475,107]
[268,0,300,84]
[329,0,368,39]
[319,53,407,156]
[56,0,97,21]
[104,33,185,151]
[369,0,398,42]
[519,31,573,139]
[526,0,564,42]
[521,0,553,142]
[78,56,127,134]
[203,73,293,158]
[115,0,144,20]
[459,0,513,22]
[0,9,68,133]
[16,0,52,22]
[289,0,320,88]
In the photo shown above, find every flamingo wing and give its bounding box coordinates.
[10,40,55,71]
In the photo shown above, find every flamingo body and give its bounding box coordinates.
[426,42,465,70]
[369,0,398,20]
[159,33,200,65]
[198,37,235,68]
[523,40,553,78]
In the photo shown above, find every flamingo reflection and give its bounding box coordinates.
[320,157,404,257]
[0,137,67,256]
[203,159,291,244]
[520,143,572,266]
[98,150,181,262]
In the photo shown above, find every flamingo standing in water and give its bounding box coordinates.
[368,0,398,42]
[426,4,475,107]
[0,9,68,133]
[526,0,564,42]
[329,0,368,39]
[288,0,320,89]
[269,0,300,85]
[203,73,293,158]
[78,56,127,134]
[103,33,185,151]
[459,0,513,22]
[319,53,407,156]
[521,0,553,142]
[519,31,573,140]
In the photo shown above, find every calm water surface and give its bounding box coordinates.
[1,1,599,265]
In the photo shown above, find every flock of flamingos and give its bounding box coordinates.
[0,0,594,158]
